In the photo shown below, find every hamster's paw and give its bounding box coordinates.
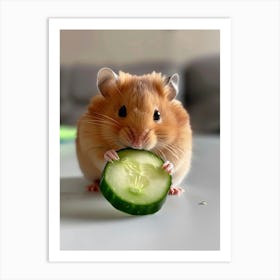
[168,186,185,196]
[162,161,174,175]
[87,179,100,192]
[104,149,120,162]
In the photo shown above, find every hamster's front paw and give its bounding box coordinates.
[168,186,185,196]
[104,149,120,162]
[162,160,174,175]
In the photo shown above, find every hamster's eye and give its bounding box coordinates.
[153,110,161,121]
[118,105,127,117]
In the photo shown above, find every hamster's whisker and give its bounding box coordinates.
[153,147,166,161]
[91,116,120,127]
[91,112,120,126]
[88,120,114,126]
[166,143,184,155]
[86,119,120,128]
[157,140,184,154]
[164,146,180,160]
[101,134,119,143]
[156,133,170,142]
[165,144,180,160]
[83,129,117,141]
[156,142,180,161]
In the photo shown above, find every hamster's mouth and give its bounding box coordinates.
[125,143,155,151]
[120,143,148,151]
[130,144,144,150]
[116,139,144,150]
[117,130,156,151]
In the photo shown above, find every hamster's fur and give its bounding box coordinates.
[76,68,192,193]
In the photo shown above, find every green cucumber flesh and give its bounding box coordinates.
[100,148,171,215]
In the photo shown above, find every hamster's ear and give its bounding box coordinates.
[165,73,179,100]
[97,67,119,97]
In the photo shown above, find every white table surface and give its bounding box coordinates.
[60,135,220,250]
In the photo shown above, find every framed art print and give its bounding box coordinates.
[48,17,231,262]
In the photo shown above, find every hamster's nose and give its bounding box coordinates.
[131,138,143,149]
[130,129,149,149]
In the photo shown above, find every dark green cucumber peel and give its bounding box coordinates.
[100,148,172,215]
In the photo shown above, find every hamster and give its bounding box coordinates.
[76,67,192,195]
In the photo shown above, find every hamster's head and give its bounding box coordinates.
[90,67,190,152]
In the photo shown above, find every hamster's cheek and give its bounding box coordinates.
[144,132,157,150]
[118,127,132,147]
[100,126,119,147]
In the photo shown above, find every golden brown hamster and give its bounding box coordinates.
[76,68,192,195]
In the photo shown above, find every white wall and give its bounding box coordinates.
[60,30,220,65]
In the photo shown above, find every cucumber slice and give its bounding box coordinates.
[100,149,172,215]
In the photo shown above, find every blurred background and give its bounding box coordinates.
[60,30,220,135]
